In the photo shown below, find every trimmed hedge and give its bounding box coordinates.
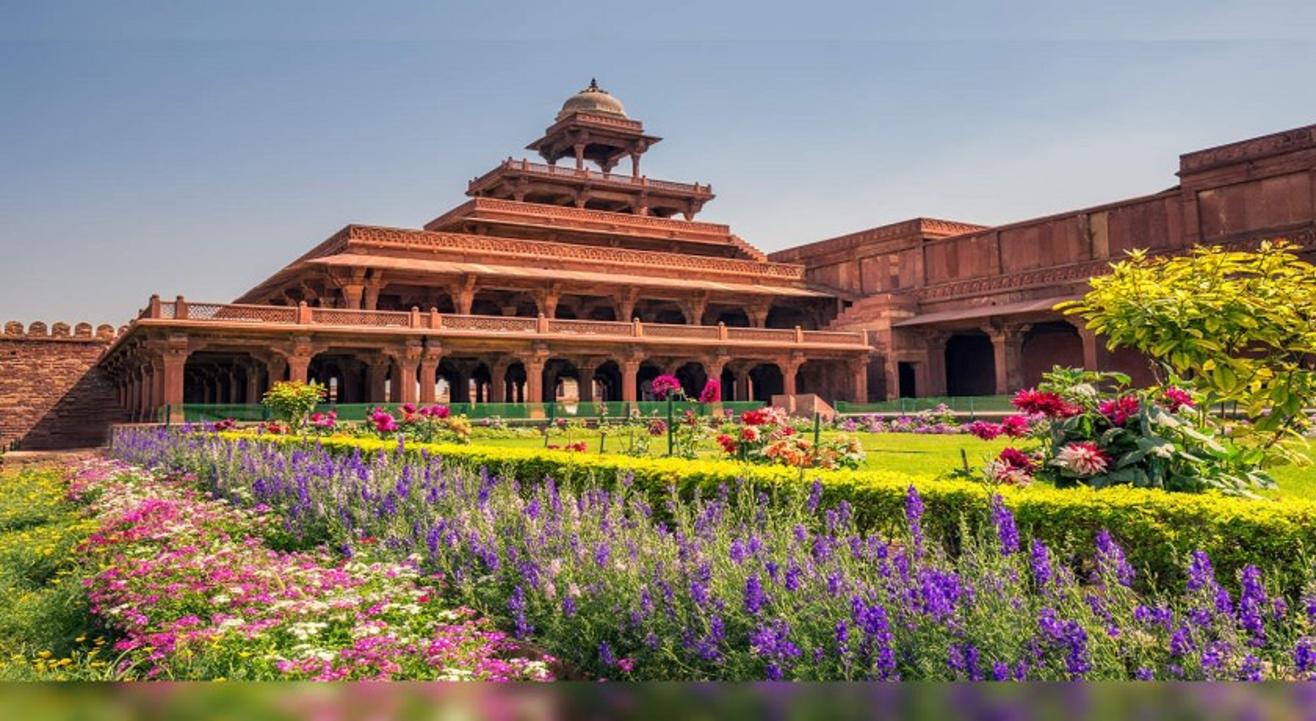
[218,433,1316,592]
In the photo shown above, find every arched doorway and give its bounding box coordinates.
[1021,322,1084,388]
[749,364,784,402]
[673,361,707,398]
[945,332,995,396]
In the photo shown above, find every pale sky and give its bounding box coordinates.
[3,1,1316,325]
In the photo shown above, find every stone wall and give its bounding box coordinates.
[0,321,125,450]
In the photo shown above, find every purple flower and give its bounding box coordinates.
[990,495,1019,556]
[1030,539,1053,587]
[1187,550,1215,592]
[1238,565,1268,647]
[1094,529,1134,587]
[598,641,616,668]
[744,574,767,616]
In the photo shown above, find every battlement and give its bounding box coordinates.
[2,320,121,341]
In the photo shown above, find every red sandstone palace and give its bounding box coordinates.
[4,80,1316,448]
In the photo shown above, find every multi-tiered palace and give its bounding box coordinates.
[86,80,1316,426]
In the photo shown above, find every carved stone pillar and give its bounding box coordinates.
[747,301,771,329]
[452,275,476,316]
[577,359,598,403]
[849,356,870,403]
[366,355,389,404]
[245,362,261,403]
[733,366,752,402]
[489,358,511,403]
[419,348,442,404]
[615,288,638,323]
[1076,323,1101,371]
[392,341,423,404]
[340,284,364,310]
[524,352,548,405]
[782,355,804,397]
[620,355,642,403]
[267,355,288,386]
[987,325,1026,396]
[537,286,561,319]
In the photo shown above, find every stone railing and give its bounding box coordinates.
[137,296,868,347]
[470,158,711,195]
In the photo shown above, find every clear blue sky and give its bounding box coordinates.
[3,1,1315,325]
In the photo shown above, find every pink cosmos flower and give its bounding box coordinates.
[1053,441,1111,476]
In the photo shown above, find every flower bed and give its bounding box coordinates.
[110,427,1316,594]
[109,431,1316,680]
[63,459,554,681]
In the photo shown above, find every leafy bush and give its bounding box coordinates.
[973,368,1272,495]
[260,380,325,427]
[1061,241,1316,451]
[110,427,1316,594]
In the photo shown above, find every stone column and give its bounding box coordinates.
[488,358,510,403]
[394,342,422,404]
[419,349,441,404]
[341,284,364,310]
[849,356,870,403]
[577,359,598,403]
[747,302,771,329]
[245,363,261,404]
[621,356,642,403]
[148,356,165,422]
[615,289,638,323]
[524,352,548,410]
[733,367,752,402]
[1077,324,1101,371]
[782,357,803,397]
[704,355,727,396]
[159,336,189,422]
[924,333,949,397]
[987,325,1026,396]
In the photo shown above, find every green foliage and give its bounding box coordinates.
[1038,368,1272,495]
[1061,241,1316,450]
[224,432,1316,594]
[260,380,326,427]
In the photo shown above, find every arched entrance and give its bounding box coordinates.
[945,332,995,396]
[749,363,784,402]
[1021,322,1084,388]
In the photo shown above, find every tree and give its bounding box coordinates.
[1060,240,1316,451]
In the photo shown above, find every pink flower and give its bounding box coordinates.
[997,447,1035,472]
[966,421,1002,441]
[372,411,398,433]
[1163,387,1194,413]
[999,414,1031,438]
[1053,441,1111,476]
[698,378,721,404]
[1098,395,1140,426]
[650,374,683,400]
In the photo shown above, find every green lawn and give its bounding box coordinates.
[475,430,1316,500]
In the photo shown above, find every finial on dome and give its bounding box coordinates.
[589,78,599,91]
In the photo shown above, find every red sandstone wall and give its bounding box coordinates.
[0,321,126,450]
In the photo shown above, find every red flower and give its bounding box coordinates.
[715,433,737,453]
[650,374,683,400]
[1163,387,1195,413]
[997,447,1035,471]
[741,409,769,426]
[1098,395,1140,426]
[1011,389,1079,418]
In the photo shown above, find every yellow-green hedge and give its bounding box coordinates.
[223,433,1316,591]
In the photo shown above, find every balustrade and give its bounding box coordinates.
[140,297,867,347]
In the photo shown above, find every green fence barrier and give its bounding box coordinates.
[169,399,769,424]
[834,395,1014,416]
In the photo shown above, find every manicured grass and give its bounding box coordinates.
[473,430,1316,500]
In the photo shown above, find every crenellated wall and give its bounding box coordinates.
[0,321,127,450]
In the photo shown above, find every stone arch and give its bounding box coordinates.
[308,354,367,404]
[708,307,750,327]
[637,361,665,400]
[749,363,784,402]
[766,306,811,330]
[673,361,708,398]
[544,357,582,403]
[593,360,623,402]
[944,331,996,396]
[1021,322,1085,388]
[183,351,268,405]
[502,361,528,403]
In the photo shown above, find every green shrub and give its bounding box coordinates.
[214,432,1316,593]
[261,380,326,428]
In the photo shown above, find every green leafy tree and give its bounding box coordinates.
[1060,241,1316,451]
[261,380,326,427]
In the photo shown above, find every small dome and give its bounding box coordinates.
[556,78,627,121]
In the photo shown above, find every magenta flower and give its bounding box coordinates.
[699,378,721,404]
[650,374,683,400]
[1098,396,1140,426]
[1163,387,1195,413]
